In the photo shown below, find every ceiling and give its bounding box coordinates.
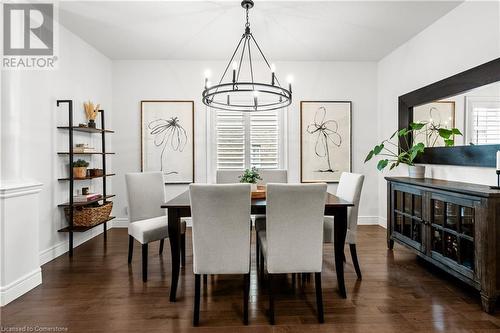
[58,1,463,61]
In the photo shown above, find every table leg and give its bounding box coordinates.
[334,207,348,298]
[168,208,181,302]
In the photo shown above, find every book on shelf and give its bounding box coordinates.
[73,193,102,202]
[73,147,96,153]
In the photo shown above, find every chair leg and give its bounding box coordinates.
[259,251,265,281]
[243,273,250,325]
[193,274,201,326]
[350,243,362,279]
[203,274,208,285]
[142,243,148,282]
[315,272,324,323]
[159,239,164,255]
[268,274,275,325]
[292,273,296,288]
[128,235,134,264]
[181,232,186,267]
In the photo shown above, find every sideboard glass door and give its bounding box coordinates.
[392,187,424,251]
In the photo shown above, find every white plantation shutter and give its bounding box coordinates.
[215,109,282,170]
[250,111,279,169]
[216,112,245,169]
[466,97,500,145]
[470,107,500,144]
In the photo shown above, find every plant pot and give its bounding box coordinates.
[251,183,258,192]
[73,167,87,179]
[408,165,425,179]
[88,119,96,128]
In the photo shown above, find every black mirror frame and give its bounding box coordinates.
[398,57,500,167]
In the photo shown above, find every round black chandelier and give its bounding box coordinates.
[202,0,292,112]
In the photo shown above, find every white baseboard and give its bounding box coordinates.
[378,217,387,228]
[0,268,42,306]
[39,222,114,266]
[358,216,379,225]
[111,218,129,228]
[111,217,193,228]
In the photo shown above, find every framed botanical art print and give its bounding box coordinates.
[141,100,194,184]
[301,101,352,183]
[413,101,455,147]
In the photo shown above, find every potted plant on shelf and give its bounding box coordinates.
[73,159,90,178]
[239,167,262,191]
[365,122,462,178]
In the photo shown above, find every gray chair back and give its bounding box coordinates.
[125,172,166,223]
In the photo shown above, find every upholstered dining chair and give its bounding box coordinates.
[258,183,327,324]
[189,183,252,326]
[323,172,365,279]
[125,172,186,282]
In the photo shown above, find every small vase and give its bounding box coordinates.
[88,119,96,128]
[408,165,425,179]
[73,167,87,179]
[251,183,257,192]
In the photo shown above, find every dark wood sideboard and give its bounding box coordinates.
[386,177,500,313]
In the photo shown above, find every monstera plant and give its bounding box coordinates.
[365,122,462,177]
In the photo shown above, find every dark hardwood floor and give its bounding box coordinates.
[2,226,500,332]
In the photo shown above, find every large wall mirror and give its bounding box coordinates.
[399,58,500,167]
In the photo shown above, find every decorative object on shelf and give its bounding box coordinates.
[365,121,462,178]
[73,193,101,203]
[301,101,351,183]
[72,159,89,178]
[413,101,455,147]
[64,201,113,227]
[202,0,292,112]
[491,151,500,189]
[81,187,89,195]
[141,100,194,184]
[88,168,104,177]
[74,143,96,153]
[239,167,262,192]
[78,123,88,128]
[84,100,100,128]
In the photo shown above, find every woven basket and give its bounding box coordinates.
[65,202,113,227]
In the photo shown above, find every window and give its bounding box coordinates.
[213,109,284,170]
[466,97,500,145]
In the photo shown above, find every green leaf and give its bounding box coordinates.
[373,144,384,155]
[389,163,398,170]
[364,150,374,163]
[398,128,409,137]
[438,128,452,139]
[414,142,425,152]
[377,159,389,171]
[444,139,454,146]
[452,128,463,135]
[410,122,426,130]
[390,130,398,139]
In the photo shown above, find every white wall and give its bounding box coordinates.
[376,1,500,226]
[1,25,113,263]
[112,60,379,223]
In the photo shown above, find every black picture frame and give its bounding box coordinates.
[398,57,500,167]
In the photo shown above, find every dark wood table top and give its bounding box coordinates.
[162,190,354,208]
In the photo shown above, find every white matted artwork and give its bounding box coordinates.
[141,100,194,183]
[301,101,351,183]
[413,101,455,147]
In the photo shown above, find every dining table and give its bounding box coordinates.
[162,190,353,302]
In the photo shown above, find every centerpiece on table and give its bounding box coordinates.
[239,167,263,196]
[365,122,462,178]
